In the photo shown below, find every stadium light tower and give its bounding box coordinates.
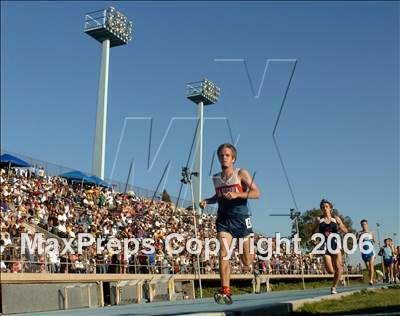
[84,7,133,179]
[186,79,221,210]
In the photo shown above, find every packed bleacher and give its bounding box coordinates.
[1,165,333,275]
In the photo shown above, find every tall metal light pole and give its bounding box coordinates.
[84,7,133,179]
[186,79,220,210]
[376,223,385,276]
[181,167,203,298]
[270,209,305,289]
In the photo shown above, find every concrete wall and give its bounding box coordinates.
[1,282,99,314]
[118,284,142,305]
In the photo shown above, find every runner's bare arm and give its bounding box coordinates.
[205,194,218,204]
[391,244,397,255]
[237,169,261,199]
[335,216,349,233]
[199,194,218,209]
[371,231,377,243]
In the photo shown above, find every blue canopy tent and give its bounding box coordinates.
[59,170,94,184]
[89,175,112,189]
[0,154,31,168]
[59,170,111,188]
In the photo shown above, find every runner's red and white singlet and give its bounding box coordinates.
[212,168,250,217]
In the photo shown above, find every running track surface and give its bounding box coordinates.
[11,285,377,316]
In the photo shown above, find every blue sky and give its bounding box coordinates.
[1,1,398,263]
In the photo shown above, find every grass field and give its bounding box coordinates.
[293,286,400,315]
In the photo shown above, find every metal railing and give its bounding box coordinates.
[84,9,107,31]
[1,259,341,276]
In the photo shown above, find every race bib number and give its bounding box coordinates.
[245,217,252,229]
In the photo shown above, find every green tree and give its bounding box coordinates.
[293,208,355,252]
[161,189,172,203]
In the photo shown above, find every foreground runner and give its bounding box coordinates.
[317,199,348,294]
[357,219,376,285]
[200,143,260,304]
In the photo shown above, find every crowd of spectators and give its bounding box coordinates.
[1,166,335,275]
